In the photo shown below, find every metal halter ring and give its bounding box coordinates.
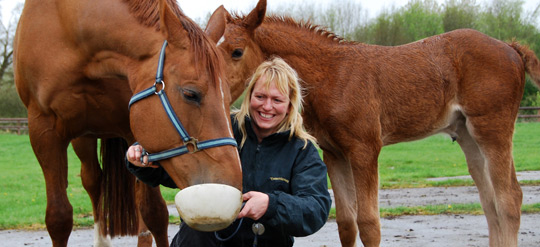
[154,80,165,94]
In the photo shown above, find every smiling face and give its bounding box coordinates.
[249,75,291,141]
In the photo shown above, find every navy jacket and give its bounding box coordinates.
[127,116,332,247]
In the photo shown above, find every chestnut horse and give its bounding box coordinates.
[14,0,241,246]
[206,0,540,246]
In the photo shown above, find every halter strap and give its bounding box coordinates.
[128,40,237,162]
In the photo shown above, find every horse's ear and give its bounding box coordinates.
[159,0,189,47]
[244,0,266,32]
[206,5,227,43]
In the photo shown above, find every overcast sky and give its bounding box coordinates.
[2,0,539,25]
[178,0,539,22]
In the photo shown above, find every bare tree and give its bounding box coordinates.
[271,0,368,39]
[0,2,22,82]
[0,2,26,117]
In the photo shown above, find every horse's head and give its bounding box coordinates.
[206,0,268,102]
[128,0,242,231]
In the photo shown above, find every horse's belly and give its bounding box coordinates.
[381,103,463,145]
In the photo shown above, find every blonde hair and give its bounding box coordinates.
[234,56,317,148]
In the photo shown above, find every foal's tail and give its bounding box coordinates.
[509,41,540,88]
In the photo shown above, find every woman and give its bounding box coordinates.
[127,57,331,247]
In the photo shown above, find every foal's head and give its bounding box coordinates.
[205,0,268,102]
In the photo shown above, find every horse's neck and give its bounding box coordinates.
[63,0,161,80]
[77,2,158,54]
[255,22,342,95]
[256,22,338,63]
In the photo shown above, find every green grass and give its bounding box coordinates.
[377,122,540,188]
[0,122,539,229]
[0,134,94,229]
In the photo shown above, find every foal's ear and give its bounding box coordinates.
[206,5,227,43]
[244,0,266,32]
[159,0,189,47]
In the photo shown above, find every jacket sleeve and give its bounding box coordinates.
[126,161,178,188]
[261,143,332,237]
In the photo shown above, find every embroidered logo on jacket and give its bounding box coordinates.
[270,177,289,183]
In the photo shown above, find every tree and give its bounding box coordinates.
[0,2,19,81]
[398,0,445,41]
[270,0,368,40]
[442,0,480,31]
[0,2,26,117]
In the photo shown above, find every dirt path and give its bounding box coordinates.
[3,213,539,247]
[2,171,539,246]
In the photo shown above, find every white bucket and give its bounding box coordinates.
[175,183,243,232]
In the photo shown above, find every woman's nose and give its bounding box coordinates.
[262,99,272,110]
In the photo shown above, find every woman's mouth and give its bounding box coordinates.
[260,112,273,119]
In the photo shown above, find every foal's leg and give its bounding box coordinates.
[456,117,522,247]
[325,135,382,247]
[28,114,73,247]
[324,150,359,247]
[347,140,382,247]
[71,137,112,247]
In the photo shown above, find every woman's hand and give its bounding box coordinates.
[237,191,269,220]
[126,144,158,168]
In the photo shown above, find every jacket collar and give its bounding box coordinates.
[244,116,291,144]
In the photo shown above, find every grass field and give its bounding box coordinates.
[0,122,539,229]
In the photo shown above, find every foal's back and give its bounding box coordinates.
[340,29,525,144]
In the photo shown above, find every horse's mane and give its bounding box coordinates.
[230,13,356,46]
[268,15,352,44]
[124,0,226,88]
[123,0,182,29]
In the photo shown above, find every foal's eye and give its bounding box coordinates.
[182,89,201,104]
[231,48,244,60]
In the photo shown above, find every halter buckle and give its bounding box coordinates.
[185,137,199,153]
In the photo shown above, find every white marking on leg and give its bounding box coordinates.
[93,223,112,247]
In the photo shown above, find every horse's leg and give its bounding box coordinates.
[71,137,112,247]
[325,135,382,247]
[324,150,359,247]
[136,180,170,247]
[28,115,72,247]
[455,117,522,247]
[348,140,382,247]
[136,209,154,247]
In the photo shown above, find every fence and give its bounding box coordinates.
[0,107,539,135]
[0,118,28,135]
[517,106,540,120]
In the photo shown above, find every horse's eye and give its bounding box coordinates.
[231,48,244,60]
[182,89,201,104]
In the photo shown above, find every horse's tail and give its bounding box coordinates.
[98,137,139,237]
[509,41,540,88]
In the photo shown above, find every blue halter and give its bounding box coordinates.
[128,41,237,162]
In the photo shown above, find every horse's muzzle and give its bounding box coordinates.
[175,183,243,232]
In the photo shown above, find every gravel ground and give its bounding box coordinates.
[2,171,539,246]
